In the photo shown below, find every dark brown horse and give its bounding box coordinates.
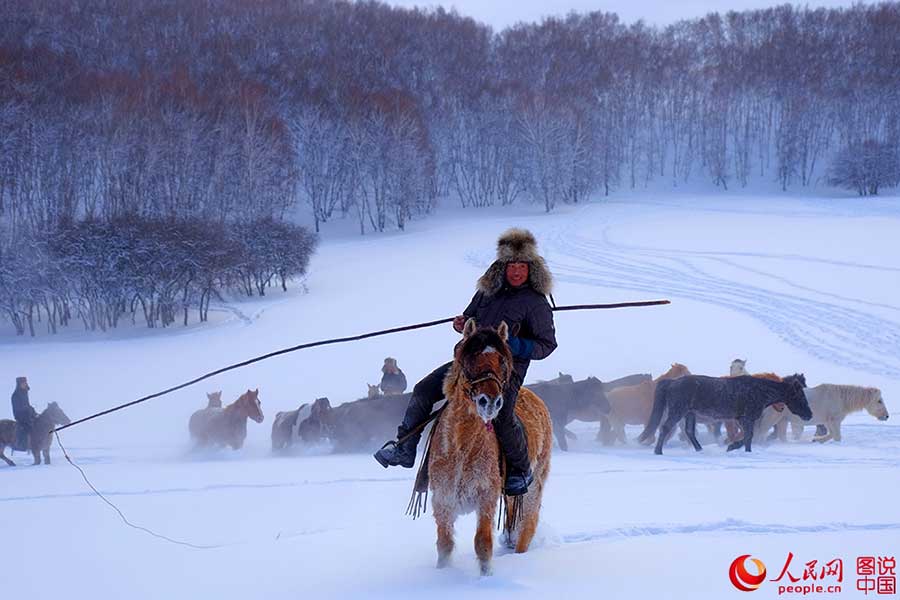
[0,402,71,466]
[189,389,264,450]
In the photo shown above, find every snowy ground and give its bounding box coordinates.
[3,192,898,599]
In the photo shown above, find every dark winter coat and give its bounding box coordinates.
[462,287,557,380]
[380,371,408,395]
[12,388,36,424]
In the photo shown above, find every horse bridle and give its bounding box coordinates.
[466,371,506,390]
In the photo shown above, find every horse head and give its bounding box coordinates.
[783,374,812,420]
[45,402,71,428]
[367,384,380,399]
[866,388,889,421]
[556,371,575,385]
[456,318,513,425]
[730,358,748,376]
[207,391,223,408]
[664,363,691,379]
[239,389,264,423]
[298,397,332,442]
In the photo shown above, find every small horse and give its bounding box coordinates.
[428,319,552,575]
[0,402,71,466]
[189,389,264,450]
[599,363,691,446]
[639,374,812,454]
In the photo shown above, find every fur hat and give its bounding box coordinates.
[477,228,553,296]
[16,376,27,385]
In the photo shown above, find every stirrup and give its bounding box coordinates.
[373,440,396,468]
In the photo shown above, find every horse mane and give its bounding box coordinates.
[656,363,690,382]
[753,372,782,382]
[820,384,880,413]
[224,390,252,415]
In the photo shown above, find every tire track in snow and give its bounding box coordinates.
[466,204,900,379]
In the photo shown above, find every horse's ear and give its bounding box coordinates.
[463,318,477,338]
[497,321,509,342]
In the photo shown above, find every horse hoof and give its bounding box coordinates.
[653,448,662,455]
[479,561,493,576]
[436,555,451,569]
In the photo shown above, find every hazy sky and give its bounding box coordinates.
[384,0,871,30]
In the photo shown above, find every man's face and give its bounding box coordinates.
[17,379,29,391]
[505,262,529,287]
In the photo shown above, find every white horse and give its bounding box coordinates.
[790,384,889,442]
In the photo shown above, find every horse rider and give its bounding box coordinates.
[375,228,557,496]
[12,376,37,451]
[380,357,408,395]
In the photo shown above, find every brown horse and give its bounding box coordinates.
[600,363,691,445]
[189,389,264,450]
[428,319,552,576]
[0,402,71,466]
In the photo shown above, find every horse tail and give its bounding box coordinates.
[638,379,671,443]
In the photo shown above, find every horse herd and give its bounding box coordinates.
[1,320,893,575]
[186,358,890,458]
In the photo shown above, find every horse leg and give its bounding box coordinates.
[830,419,843,442]
[42,447,51,465]
[654,409,683,455]
[813,422,833,443]
[791,418,804,440]
[553,420,569,452]
[433,504,455,569]
[598,416,617,446]
[31,447,41,465]
[474,502,494,576]
[775,417,788,442]
[514,491,541,554]
[727,418,750,451]
[684,414,703,451]
[740,416,755,452]
[0,448,14,466]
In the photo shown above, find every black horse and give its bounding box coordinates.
[638,374,812,454]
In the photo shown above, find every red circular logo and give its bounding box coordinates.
[730,555,767,592]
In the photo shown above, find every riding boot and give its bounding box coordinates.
[373,421,420,469]
[374,361,452,469]
[494,374,533,496]
[496,413,532,496]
